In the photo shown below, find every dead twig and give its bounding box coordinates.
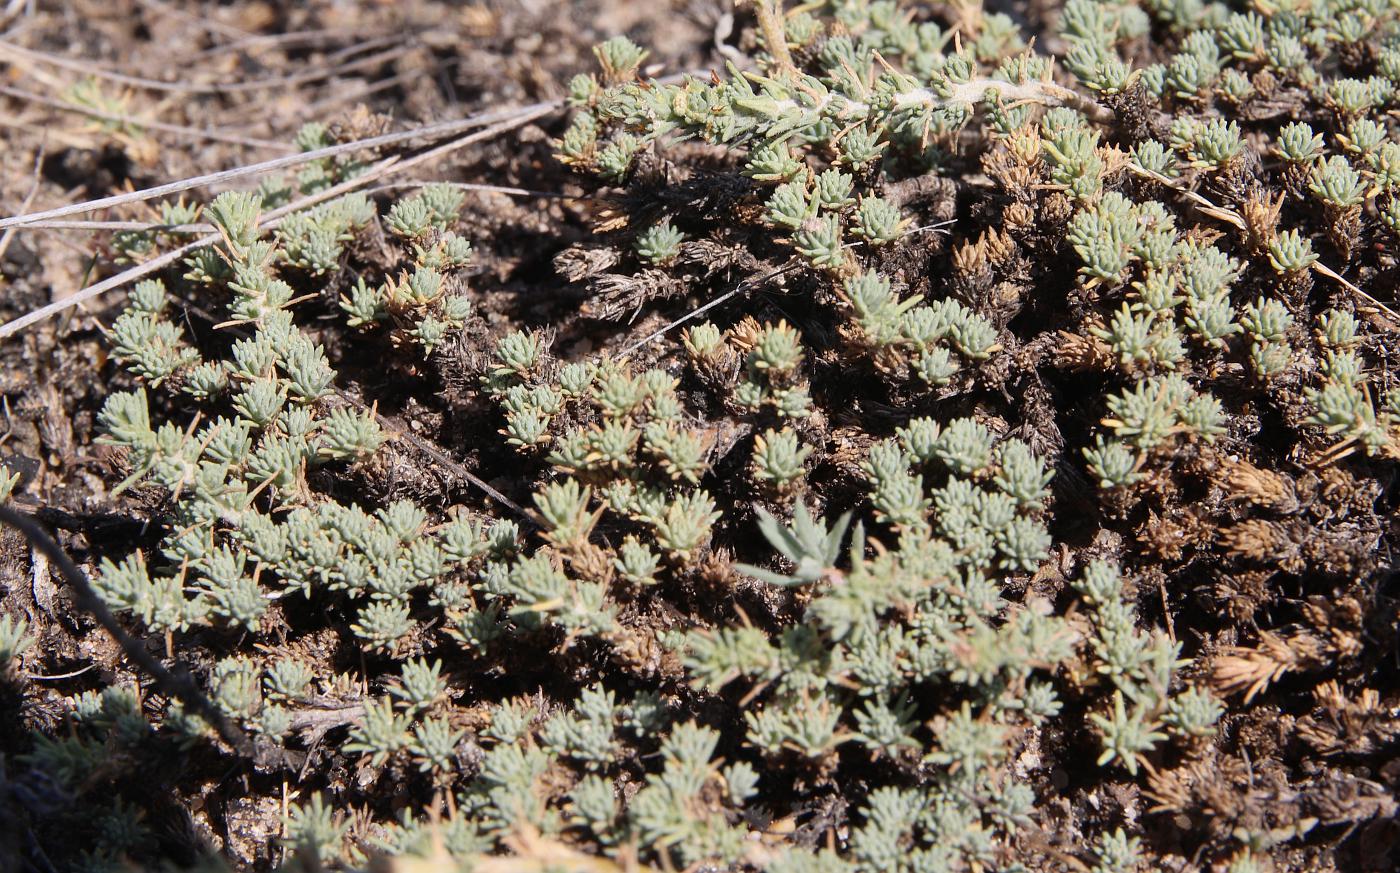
[0,504,259,760]
[0,0,32,32]
[1,236,210,340]
[0,66,710,232]
[366,405,537,525]
[26,663,96,681]
[618,259,805,359]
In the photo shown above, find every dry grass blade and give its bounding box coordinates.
[0,36,410,96]
[0,105,555,340]
[1125,163,1400,326]
[6,176,590,232]
[0,236,210,341]
[0,144,42,263]
[365,181,590,201]
[0,0,32,33]
[0,83,293,151]
[0,100,559,231]
[365,406,536,524]
[1,219,214,232]
[618,260,805,358]
[184,27,382,62]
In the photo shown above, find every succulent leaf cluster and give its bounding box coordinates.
[14,1,1400,871]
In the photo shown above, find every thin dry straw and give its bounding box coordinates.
[0,146,43,264]
[0,100,559,232]
[0,105,555,339]
[617,221,956,358]
[0,83,293,151]
[0,66,706,233]
[2,174,589,232]
[0,37,410,96]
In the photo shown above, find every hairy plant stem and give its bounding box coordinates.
[771,77,1114,126]
[0,504,269,763]
[753,0,796,76]
[910,78,1115,124]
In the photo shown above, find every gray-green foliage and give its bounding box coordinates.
[0,464,18,504]
[0,613,35,668]
[40,0,1400,868]
[634,218,685,265]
